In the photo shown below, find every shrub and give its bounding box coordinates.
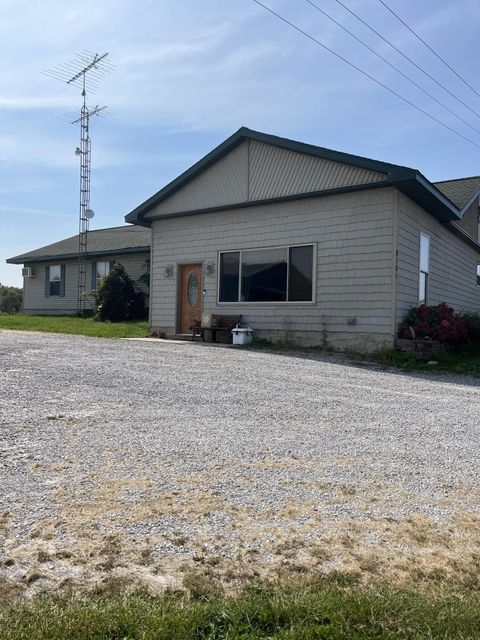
[0,284,22,314]
[460,312,480,343]
[373,348,418,368]
[94,263,146,322]
[398,303,469,346]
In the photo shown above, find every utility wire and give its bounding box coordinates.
[304,0,480,137]
[333,0,480,122]
[250,0,480,150]
[377,0,480,101]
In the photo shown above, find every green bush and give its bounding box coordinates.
[94,263,146,322]
[0,284,22,314]
[461,312,480,343]
[373,348,418,368]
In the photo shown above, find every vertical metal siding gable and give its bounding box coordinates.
[149,142,249,216]
[249,141,386,200]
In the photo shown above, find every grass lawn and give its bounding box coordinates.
[0,577,479,640]
[0,314,149,339]
[370,344,480,375]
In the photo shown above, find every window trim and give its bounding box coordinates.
[476,264,480,287]
[418,232,430,305]
[46,264,65,298]
[217,243,316,305]
[92,260,112,291]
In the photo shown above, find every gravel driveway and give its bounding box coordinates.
[1,330,479,593]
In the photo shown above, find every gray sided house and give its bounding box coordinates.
[126,127,480,351]
[7,226,151,315]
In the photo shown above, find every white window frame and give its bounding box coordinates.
[476,264,480,287]
[49,264,62,297]
[93,261,111,290]
[96,261,111,280]
[217,243,316,305]
[419,232,430,305]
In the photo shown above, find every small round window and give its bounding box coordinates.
[187,273,198,306]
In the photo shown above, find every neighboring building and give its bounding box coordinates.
[7,226,151,315]
[125,127,480,351]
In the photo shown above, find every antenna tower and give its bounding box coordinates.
[43,52,113,314]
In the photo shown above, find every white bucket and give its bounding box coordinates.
[231,326,254,345]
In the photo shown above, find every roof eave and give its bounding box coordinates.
[125,128,462,227]
[6,245,151,265]
[392,172,461,223]
[124,126,413,226]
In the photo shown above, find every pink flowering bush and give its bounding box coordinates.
[398,303,469,346]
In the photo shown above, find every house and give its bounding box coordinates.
[125,127,480,351]
[7,226,151,315]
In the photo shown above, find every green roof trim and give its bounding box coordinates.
[136,181,391,221]
[125,126,461,227]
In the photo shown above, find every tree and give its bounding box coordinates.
[94,263,146,322]
[0,284,22,314]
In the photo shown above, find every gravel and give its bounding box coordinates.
[1,330,479,591]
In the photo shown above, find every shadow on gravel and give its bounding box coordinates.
[199,342,480,390]
[132,338,480,390]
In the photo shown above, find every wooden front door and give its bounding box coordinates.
[178,264,202,334]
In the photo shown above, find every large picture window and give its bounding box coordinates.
[218,245,314,303]
[419,233,430,305]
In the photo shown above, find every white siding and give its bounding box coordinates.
[147,140,387,218]
[395,193,480,325]
[22,252,150,315]
[150,188,396,340]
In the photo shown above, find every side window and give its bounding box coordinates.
[419,233,430,305]
[93,261,111,289]
[477,264,480,287]
[48,265,62,296]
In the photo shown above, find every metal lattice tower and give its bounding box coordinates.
[42,52,113,314]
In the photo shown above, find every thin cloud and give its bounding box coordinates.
[0,206,73,218]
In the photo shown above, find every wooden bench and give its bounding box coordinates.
[209,314,243,343]
[190,314,243,343]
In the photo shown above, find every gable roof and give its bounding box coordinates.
[434,175,480,210]
[7,225,151,265]
[125,126,460,227]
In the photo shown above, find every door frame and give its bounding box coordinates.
[176,261,203,334]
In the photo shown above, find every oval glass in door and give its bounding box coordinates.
[187,272,198,307]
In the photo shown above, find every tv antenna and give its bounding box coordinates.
[42,51,114,314]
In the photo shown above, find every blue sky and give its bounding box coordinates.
[2,0,480,286]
